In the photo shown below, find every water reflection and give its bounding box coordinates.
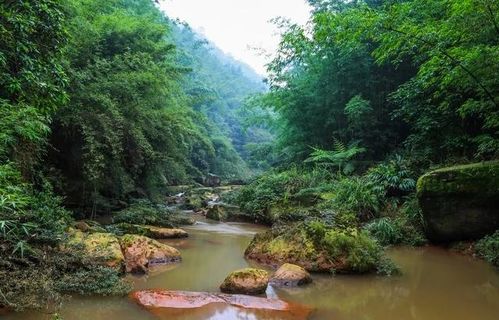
[4,221,499,320]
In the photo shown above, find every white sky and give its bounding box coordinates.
[159,0,311,76]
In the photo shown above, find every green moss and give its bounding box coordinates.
[245,222,395,274]
[417,161,499,197]
[228,268,268,279]
[416,161,499,241]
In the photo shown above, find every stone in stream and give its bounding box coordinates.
[220,268,269,295]
[131,290,312,320]
[144,226,188,239]
[417,161,499,242]
[245,223,384,273]
[119,234,181,273]
[270,263,312,287]
[114,223,188,239]
[112,223,189,239]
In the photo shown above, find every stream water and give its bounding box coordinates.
[4,217,499,320]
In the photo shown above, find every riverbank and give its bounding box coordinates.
[4,217,499,320]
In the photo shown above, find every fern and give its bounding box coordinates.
[306,139,366,175]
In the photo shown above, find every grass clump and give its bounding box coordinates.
[0,248,131,311]
[475,231,499,267]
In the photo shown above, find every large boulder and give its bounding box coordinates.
[119,234,181,273]
[131,290,311,319]
[417,161,499,242]
[220,268,269,295]
[204,173,221,187]
[245,223,387,273]
[270,263,312,287]
[206,203,245,221]
[65,230,124,269]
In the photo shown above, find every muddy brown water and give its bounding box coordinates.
[4,217,499,320]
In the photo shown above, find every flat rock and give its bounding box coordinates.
[119,234,181,273]
[271,263,312,287]
[220,268,269,295]
[131,290,311,319]
[143,226,188,239]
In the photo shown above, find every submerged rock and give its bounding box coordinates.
[131,290,311,319]
[119,234,181,273]
[270,263,312,287]
[65,230,124,269]
[220,268,269,295]
[417,161,499,242]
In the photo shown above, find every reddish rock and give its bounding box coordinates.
[119,234,181,273]
[131,290,312,319]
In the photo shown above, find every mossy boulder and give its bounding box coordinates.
[65,230,124,269]
[220,268,269,295]
[270,263,312,287]
[119,234,181,273]
[206,203,241,221]
[143,226,188,239]
[417,161,499,242]
[245,223,388,274]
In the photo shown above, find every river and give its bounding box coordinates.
[5,217,499,320]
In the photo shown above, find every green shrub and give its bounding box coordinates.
[112,200,174,227]
[476,231,499,267]
[365,216,427,247]
[0,247,130,311]
[365,218,404,246]
[400,195,425,228]
[305,220,327,242]
[366,155,416,196]
[331,176,382,219]
[322,228,382,273]
[56,266,131,296]
[246,221,399,275]
[0,163,71,257]
[235,167,330,223]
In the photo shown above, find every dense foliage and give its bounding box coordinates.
[0,0,263,312]
[45,0,264,214]
[1,0,498,313]
[234,0,497,264]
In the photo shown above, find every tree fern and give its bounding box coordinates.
[306,139,366,175]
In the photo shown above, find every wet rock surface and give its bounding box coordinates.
[270,263,312,287]
[220,268,269,295]
[119,234,181,273]
[131,290,312,319]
